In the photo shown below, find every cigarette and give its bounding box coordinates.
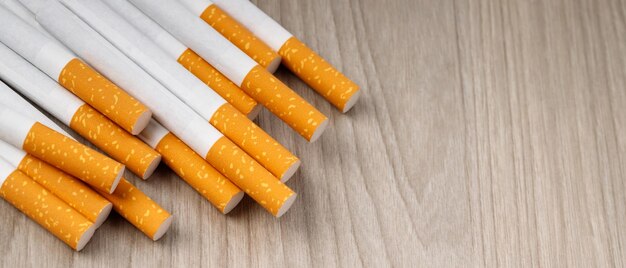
[179,0,281,72]
[139,120,243,214]
[0,42,162,179]
[0,5,151,134]
[27,1,297,216]
[212,0,362,113]
[104,0,260,118]
[0,158,96,251]
[129,0,330,142]
[95,178,172,241]
[0,105,125,194]
[65,0,299,181]
[0,140,112,227]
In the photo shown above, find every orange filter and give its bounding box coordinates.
[156,133,243,213]
[96,178,173,241]
[0,170,96,251]
[199,4,281,72]
[206,137,297,217]
[279,37,361,113]
[242,65,329,142]
[210,104,300,181]
[23,122,125,194]
[70,104,161,179]
[18,154,112,227]
[59,58,151,134]
[177,49,260,118]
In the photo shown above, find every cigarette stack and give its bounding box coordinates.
[0,0,360,250]
[139,120,243,214]
[0,139,112,227]
[178,0,281,72]
[62,0,299,181]
[0,158,97,251]
[0,6,151,134]
[0,41,161,179]
[130,0,329,142]
[104,0,260,118]
[210,0,362,113]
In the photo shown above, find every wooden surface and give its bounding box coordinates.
[2,0,626,266]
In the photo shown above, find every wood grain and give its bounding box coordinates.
[1,0,626,266]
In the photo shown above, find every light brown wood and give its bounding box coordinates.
[2,0,626,266]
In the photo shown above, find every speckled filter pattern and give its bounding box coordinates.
[59,59,149,134]
[210,104,299,179]
[69,104,160,177]
[279,37,360,112]
[205,136,295,216]
[156,133,241,213]
[18,154,111,223]
[200,5,279,69]
[96,178,170,239]
[241,65,327,141]
[22,122,124,194]
[0,170,93,250]
[178,48,258,115]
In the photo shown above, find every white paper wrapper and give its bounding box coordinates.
[178,0,212,17]
[0,105,37,150]
[0,139,27,168]
[26,0,223,157]
[61,0,227,120]
[138,119,169,149]
[0,81,69,136]
[104,0,187,58]
[130,0,257,86]
[0,5,75,80]
[0,157,16,187]
[0,42,83,126]
[212,0,293,51]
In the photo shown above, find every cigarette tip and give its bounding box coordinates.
[223,191,245,214]
[76,223,97,252]
[141,155,163,180]
[246,103,264,120]
[152,215,174,241]
[341,87,362,113]
[308,117,330,143]
[276,193,297,218]
[130,110,153,135]
[266,56,282,74]
[93,202,113,228]
[280,159,301,183]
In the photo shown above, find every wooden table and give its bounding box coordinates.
[2,0,626,266]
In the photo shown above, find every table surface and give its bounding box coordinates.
[2,0,626,267]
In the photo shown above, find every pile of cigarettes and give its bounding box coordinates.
[0,0,360,251]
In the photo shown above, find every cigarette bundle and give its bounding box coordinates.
[139,120,243,213]
[179,0,281,72]
[0,140,112,227]
[0,81,67,135]
[0,158,96,251]
[0,106,124,194]
[0,41,161,179]
[213,0,362,113]
[104,0,259,117]
[0,5,151,134]
[129,0,329,142]
[207,137,297,217]
[95,178,172,241]
[26,0,297,216]
[64,0,299,181]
